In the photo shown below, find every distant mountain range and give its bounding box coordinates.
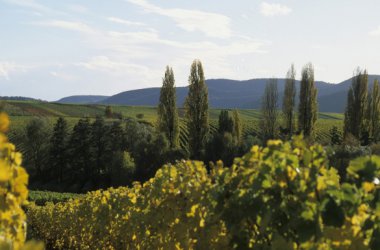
[56,75,380,113]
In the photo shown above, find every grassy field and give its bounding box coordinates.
[1,100,343,147]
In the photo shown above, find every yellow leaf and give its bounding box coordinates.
[362,182,375,193]
[0,160,10,182]
[0,113,9,132]
[187,204,199,218]
[199,218,205,228]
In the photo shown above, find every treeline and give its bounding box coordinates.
[259,63,317,141]
[22,117,186,192]
[258,64,380,146]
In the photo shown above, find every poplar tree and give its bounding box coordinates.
[218,110,233,134]
[344,88,354,137]
[157,66,179,148]
[185,60,209,159]
[371,79,380,142]
[344,69,368,141]
[298,63,318,138]
[282,64,296,135]
[260,78,278,141]
[232,110,243,146]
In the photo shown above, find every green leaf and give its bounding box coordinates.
[347,156,380,181]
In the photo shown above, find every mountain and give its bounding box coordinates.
[58,75,380,113]
[56,95,109,104]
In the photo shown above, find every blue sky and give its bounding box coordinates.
[1,0,380,100]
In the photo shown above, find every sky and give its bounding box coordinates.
[1,0,380,101]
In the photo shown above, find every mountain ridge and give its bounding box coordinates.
[56,75,380,113]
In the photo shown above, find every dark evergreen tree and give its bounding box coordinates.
[108,121,125,152]
[90,116,110,178]
[298,63,318,139]
[157,66,179,149]
[185,60,209,159]
[282,64,296,136]
[68,118,92,182]
[24,118,50,180]
[49,117,69,183]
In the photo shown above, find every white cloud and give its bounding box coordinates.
[369,26,380,37]
[107,17,146,27]
[0,62,28,80]
[34,20,95,34]
[105,30,266,55]
[127,0,231,38]
[260,2,292,17]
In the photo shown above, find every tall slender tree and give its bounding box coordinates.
[157,66,179,148]
[371,79,380,142]
[185,60,209,159]
[49,117,69,183]
[298,63,318,138]
[344,69,368,141]
[218,110,233,134]
[282,64,296,136]
[260,78,278,141]
[232,110,243,146]
[344,88,354,137]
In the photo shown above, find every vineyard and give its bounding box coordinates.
[1,108,380,249]
[26,137,380,249]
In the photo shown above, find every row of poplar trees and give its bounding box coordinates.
[344,69,380,144]
[156,60,209,159]
[261,63,318,141]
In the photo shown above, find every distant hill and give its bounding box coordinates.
[56,95,109,104]
[58,75,380,113]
